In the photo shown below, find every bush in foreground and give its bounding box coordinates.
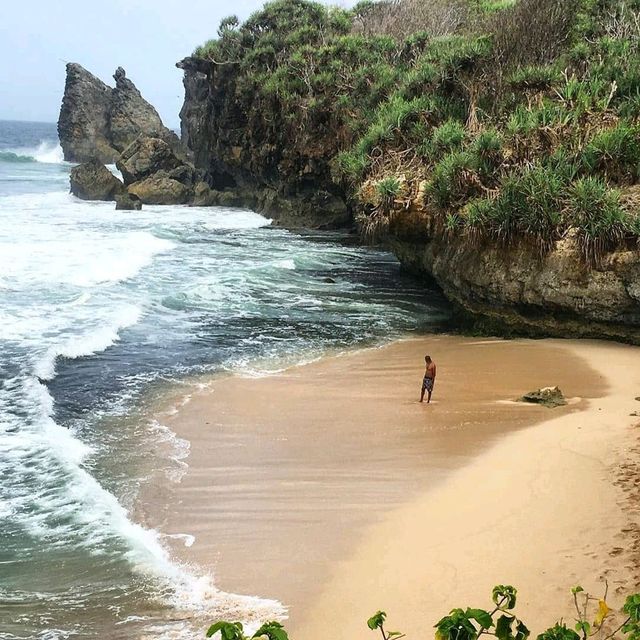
[206,584,640,640]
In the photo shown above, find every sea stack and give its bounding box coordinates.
[58,63,183,163]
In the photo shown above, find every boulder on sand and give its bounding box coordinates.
[127,174,191,205]
[519,386,567,408]
[69,160,124,201]
[115,192,142,211]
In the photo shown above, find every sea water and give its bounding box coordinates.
[0,120,450,639]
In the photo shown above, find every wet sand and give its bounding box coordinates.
[137,334,640,636]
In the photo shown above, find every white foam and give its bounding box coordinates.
[33,141,64,164]
[202,210,272,230]
[34,305,142,380]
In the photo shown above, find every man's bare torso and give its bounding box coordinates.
[425,362,436,379]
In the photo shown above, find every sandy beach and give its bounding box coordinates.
[143,335,640,637]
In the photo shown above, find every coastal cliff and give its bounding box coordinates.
[58,64,183,163]
[177,0,640,342]
[177,56,349,228]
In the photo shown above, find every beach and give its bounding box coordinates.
[143,334,639,636]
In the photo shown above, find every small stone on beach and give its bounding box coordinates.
[519,386,567,408]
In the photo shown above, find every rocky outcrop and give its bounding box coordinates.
[69,160,125,201]
[58,63,183,163]
[389,209,640,343]
[116,136,190,185]
[177,57,350,228]
[128,174,192,205]
[520,386,567,408]
[115,192,142,210]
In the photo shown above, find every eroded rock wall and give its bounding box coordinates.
[177,57,350,229]
[389,210,640,343]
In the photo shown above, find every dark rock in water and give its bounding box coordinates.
[109,67,183,157]
[127,174,191,205]
[58,64,117,164]
[519,386,567,408]
[177,56,350,228]
[323,277,336,283]
[116,137,186,186]
[191,181,218,206]
[58,63,184,163]
[115,192,142,211]
[70,160,124,201]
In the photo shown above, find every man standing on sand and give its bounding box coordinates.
[420,355,436,403]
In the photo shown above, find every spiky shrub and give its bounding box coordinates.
[564,177,628,265]
[430,120,467,159]
[582,123,640,183]
[376,176,402,212]
[507,64,560,90]
[427,151,484,209]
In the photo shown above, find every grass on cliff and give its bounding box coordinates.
[192,0,640,262]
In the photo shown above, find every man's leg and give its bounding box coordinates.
[420,386,425,402]
[427,389,432,403]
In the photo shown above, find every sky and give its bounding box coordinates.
[0,0,352,128]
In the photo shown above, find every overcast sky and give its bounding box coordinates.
[0,0,353,128]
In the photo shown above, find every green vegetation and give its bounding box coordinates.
[206,584,640,640]
[192,0,640,260]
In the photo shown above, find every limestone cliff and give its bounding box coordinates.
[177,0,640,343]
[58,63,183,163]
[389,210,640,342]
[177,56,350,229]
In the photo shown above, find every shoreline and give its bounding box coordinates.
[134,333,640,635]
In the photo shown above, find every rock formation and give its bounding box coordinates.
[69,161,125,201]
[519,387,567,408]
[115,192,142,210]
[390,211,640,342]
[127,174,191,205]
[177,56,350,229]
[117,137,181,184]
[58,63,183,163]
[114,136,201,204]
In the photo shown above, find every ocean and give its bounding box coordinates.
[0,119,450,639]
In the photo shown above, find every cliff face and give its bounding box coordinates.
[178,0,640,342]
[58,64,183,163]
[389,210,640,342]
[177,57,350,229]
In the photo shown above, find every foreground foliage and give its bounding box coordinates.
[206,585,640,640]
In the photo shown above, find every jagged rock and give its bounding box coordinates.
[128,174,191,205]
[109,67,182,156]
[519,386,567,408]
[177,56,349,228]
[58,63,184,163]
[116,137,186,185]
[191,181,219,206]
[115,192,142,210]
[58,64,118,164]
[69,160,124,201]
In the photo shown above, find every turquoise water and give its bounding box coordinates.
[0,120,450,639]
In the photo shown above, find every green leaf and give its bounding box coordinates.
[571,586,584,595]
[492,585,517,609]
[368,611,387,630]
[388,632,404,639]
[516,620,530,640]
[207,622,246,640]
[495,615,515,640]
[467,609,493,629]
[252,622,288,640]
[574,621,590,636]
